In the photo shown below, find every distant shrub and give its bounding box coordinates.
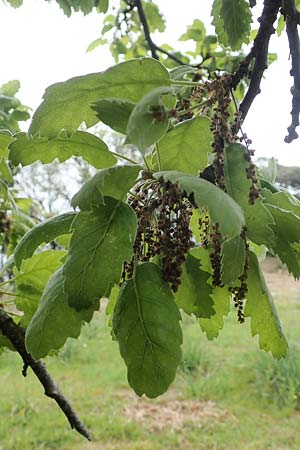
[255,346,300,410]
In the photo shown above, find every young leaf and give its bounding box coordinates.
[71,164,141,211]
[9,131,116,168]
[244,252,288,359]
[126,87,175,153]
[14,212,76,270]
[221,235,246,284]
[179,19,206,42]
[25,268,95,360]
[63,197,137,310]
[29,58,171,138]
[154,170,245,239]
[113,262,182,398]
[224,144,275,246]
[199,286,231,340]
[91,98,135,134]
[14,250,66,326]
[175,253,214,318]
[155,117,212,175]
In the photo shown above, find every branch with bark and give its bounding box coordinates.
[232,0,282,123]
[0,308,92,441]
[283,0,300,143]
[133,0,186,65]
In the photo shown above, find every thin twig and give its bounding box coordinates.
[0,309,92,441]
[283,0,300,142]
[232,0,282,123]
[134,0,186,65]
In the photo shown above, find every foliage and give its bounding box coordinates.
[1,0,300,440]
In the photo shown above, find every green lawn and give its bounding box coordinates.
[1,262,300,450]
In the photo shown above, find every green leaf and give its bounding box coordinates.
[180,19,206,42]
[14,250,66,326]
[155,117,212,175]
[224,144,275,246]
[0,80,20,97]
[212,0,252,50]
[244,252,288,359]
[91,98,135,134]
[9,131,116,168]
[29,58,171,138]
[175,253,214,318]
[154,170,245,239]
[55,0,71,16]
[14,212,76,270]
[143,2,165,33]
[25,268,95,360]
[6,0,23,8]
[169,66,198,81]
[262,189,300,218]
[258,157,277,184]
[63,197,137,310]
[113,262,182,398]
[221,235,246,284]
[126,87,175,153]
[99,0,109,13]
[0,133,14,159]
[86,37,107,53]
[211,0,229,47]
[261,189,300,277]
[71,164,141,210]
[189,246,231,339]
[199,286,231,340]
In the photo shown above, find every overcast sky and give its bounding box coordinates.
[0,0,299,166]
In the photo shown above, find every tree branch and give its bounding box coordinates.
[232,0,281,123]
[0,308,92,442]
[134,0,186,65]
[283,0,300,142]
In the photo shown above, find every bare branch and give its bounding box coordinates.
[283,0,300,143]
[0,308,92,441]
[134,0,186,65]
[232,0,281,123]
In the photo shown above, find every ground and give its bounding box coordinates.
[0,256,300,450]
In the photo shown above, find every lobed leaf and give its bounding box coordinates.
[25,268,95,360]
[9,131,116,168]
[14,250,66,326]
[199,286,231,340]
[113,262,182,398]
[63,197,137,310]
[14,212,76,270]
[244,252,288,359]
[154,170,245,239]
[175,253,214,318]
[71,164,141,210]
[212,0,252,50]
[190,246,231,339]
[29,58,171,138]
[224,144,275,246]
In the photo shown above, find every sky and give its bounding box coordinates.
[0,0,299,167]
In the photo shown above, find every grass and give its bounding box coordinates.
[1,259,300,449]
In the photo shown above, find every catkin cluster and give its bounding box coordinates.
[127,180,193,291]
